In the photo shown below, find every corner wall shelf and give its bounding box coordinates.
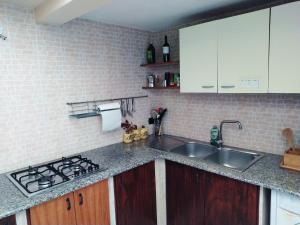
[140,61,179,68]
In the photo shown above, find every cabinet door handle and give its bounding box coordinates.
[78,193,84,206]
[221,85,235,89]
[66,198,71,210]
[201,85,215,89]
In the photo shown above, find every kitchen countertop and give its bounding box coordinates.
[0,135,300,219]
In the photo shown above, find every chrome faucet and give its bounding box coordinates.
[217,120,243,148]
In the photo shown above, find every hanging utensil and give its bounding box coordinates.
[121,99,126,117]
[132,98,136,112]
[127,98,133,117]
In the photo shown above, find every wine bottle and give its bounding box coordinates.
[146,43,156,64]
[162,36,170,62]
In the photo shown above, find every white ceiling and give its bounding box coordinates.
[82,0,246,32]
[6,0,248,32]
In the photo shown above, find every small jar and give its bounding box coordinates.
[133,129,141,141]
[140,127,149,139]
[123,132,133,144]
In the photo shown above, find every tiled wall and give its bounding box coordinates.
[0,3,151,173]
[149,29,300,155]
[1,2,300,174]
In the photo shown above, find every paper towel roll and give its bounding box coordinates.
[97,102,121,132]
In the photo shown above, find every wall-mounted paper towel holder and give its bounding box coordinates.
[67,95,148,119]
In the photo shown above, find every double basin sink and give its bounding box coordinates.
[151,138,264,172]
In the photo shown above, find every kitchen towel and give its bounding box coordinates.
[97,102,121,132]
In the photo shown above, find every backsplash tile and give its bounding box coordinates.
[150,92,300,155]
[0,3,151,173]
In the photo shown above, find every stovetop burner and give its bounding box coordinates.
[7,155,107,197]
[62,157,72,166]
[73,165,81,171]
[28,166,38,176]
[38,176,54,189]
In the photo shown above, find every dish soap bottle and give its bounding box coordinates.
[210,125,219,147]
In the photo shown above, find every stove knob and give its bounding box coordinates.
[88,166,93,172]
[94,165,100,170]
[82,169,86,174]
[74,170,80,177]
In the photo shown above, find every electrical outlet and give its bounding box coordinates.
[241,79,260,88]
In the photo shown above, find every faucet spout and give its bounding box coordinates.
[218,120,243,148]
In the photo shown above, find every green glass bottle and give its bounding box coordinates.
[210,125,219,147]
[147,43,156,64]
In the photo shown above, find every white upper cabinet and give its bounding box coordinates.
[180,21,218,93]
[269,1,300,93]
[218,9,270,93]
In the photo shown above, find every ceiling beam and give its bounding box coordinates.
[35,0,106,25]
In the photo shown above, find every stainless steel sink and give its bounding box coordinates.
[147,135,264,172]
[170,142,217,158]
[204,147,264,171]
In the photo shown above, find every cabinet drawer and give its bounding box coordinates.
[277,207,300,225]
[271,190,300,225]
[277,192,300,215]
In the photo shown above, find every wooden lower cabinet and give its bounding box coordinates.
[74,181,110,225]
[114,162,157,225]
[166,161,205,225]
[166,160,259,225]
[205,172,259,225]
[30,192,76,225]
[28,179,110,225]
[0,215,16,225]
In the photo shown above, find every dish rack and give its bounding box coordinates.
[67,95,148,119]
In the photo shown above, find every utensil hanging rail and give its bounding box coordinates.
[66,95,148,106]
[67,95,148,119]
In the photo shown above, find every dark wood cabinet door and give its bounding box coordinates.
[29,193,77,225]
[205,172,259,225]
[74,179,110,225]
[166,160,205,225]
[0,215,16,225]
[114,162,157,225]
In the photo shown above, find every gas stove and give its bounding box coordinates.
[7,155,107,197]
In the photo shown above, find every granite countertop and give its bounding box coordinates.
[0,135,300,219]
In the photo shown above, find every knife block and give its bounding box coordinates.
[280,148,300,171]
